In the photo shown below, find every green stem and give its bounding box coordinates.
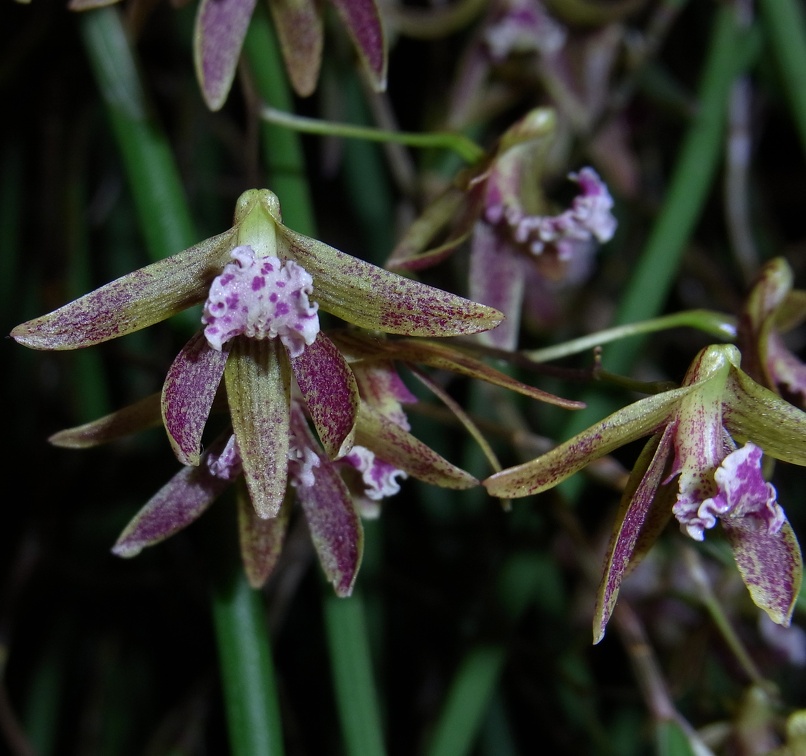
[211,565,285,756]
[259,104,486,165]
[323,591,386,756]
[524,309,737,363]
[758,0,806,157]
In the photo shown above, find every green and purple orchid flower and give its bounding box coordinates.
[10,187,518,592]
[387,107,617,350]
[484,343,806,643]
[194,0,385,108]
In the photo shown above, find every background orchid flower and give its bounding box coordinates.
[738,257,806,405]
[195,0,386,109]
[484,344,806,642]
[11,189,504,521]
[387,107,617,349]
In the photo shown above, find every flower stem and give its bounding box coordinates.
[259,104,486,165]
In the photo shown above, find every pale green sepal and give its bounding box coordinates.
[724,518,803,626]
[724,366,806,465]
[280,224,504,337]
[355,404,478,489]
[11,229,235,350]
[225,338,291,519]
[484,385,692,499]
[268,0,323,97]
[48,392,162,448]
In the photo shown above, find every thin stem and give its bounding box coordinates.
[259,104,486,165]
[524,310,737,363]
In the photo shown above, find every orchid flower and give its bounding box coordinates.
[484,344,806,642]
[737,257,806,405]
[12,189,503,524]
[387,107,617,349]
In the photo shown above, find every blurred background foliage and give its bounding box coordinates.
[3,0,806,754]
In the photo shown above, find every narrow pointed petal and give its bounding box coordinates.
[268,0,323,97]
[49,393,162,448]
[331,332,584,409]
[280,226,504,337]
[724,366,806,465]
[113,437,233,557]
[194,0,257,111]
[484,386,692,498]
[225,338,291,519]
[290,333,359,459]
[237,478,292,588]
[11,230,236,350]
[724,518,803,626]
[296,461,363,596]
[593,428,674,644]
[355,404,478,489]
[162,332,230,466]
[328,0,386,90]
[469,222,525,350]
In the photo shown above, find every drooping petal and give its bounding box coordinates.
[723,364,806,465]
[289,333,359,459]
[112,435,233,557]
[279,224,504,337]
[48,392,162,448]
[268,0,324,97]
[593,427,675,644]
[194,0,257,111]
[328,0,387,90]
[329,330,584,409]
[162,332,230,466]
[483,385,692,498]
[469,221,525,350]
[290,406,363,596]
[724,518,803,627]
[225,338,291,518]
[11,229,236,350]
[237,478,292,588]
[350,359,416,429]
[354,404,478,489]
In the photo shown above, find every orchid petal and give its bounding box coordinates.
[328,0,387,90]
[237,478,292,588]
[268,0,324,97]
[290,333,359,459]
[11,230,236,350]
[724,365,806,465]
[280,224,504,337]
[593,427,675,643]
[225,338,291,519]
[355,404,478,489]
[48,392,162,448]
[724,518,803,626]
[112,436,233,557]
[194,0,257,111]
[162,332,230,466]
[296,458,363,597]
[330,330,584,409]
[484,385,692,498]
[469,221,525,350]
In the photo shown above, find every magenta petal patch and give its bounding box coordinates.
[162,331,229,466]
[194,0,258,111]
[328,0,386,90]
[113,436,233,557]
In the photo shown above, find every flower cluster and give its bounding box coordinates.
[484,343,806,642]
